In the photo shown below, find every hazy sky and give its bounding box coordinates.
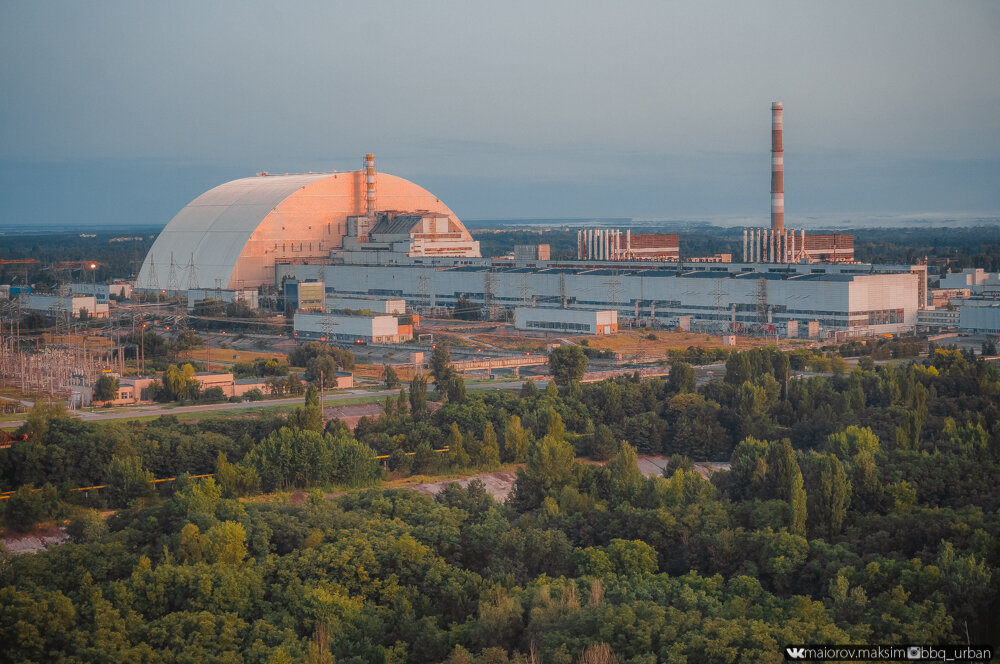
[1,0,998,226]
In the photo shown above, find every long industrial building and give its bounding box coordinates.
[276,258,925,337]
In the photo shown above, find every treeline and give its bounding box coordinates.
[1,344,998,661]
[0,231,156,286]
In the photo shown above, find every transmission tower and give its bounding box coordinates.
[603,270,622,315]
[484,270,498,321]
[418,267,431,311]
[755,276,768,334]
[713,278,726,333]
[185,253,200,291]
[146,256,160,293]
[166,253,180,294]
[519,273,532,306]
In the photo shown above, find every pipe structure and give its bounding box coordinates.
[743,228,748,262]
[771,102,784,236]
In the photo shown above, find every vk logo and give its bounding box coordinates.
[785,647,806,659]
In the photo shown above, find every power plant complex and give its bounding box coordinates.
[135,106,925,339]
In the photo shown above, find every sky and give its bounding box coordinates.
[1,0,998,228]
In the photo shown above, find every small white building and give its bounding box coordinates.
[326,296,405,315]
[294,311,412,343]
[26,294,109,318]
[514,307,618,335]
[187,288,259,310]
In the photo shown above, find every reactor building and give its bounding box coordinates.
[137,106,924,338]
[135,155,479,292]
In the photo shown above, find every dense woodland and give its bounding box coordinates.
[1,342,998,662]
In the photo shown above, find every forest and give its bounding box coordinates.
[1,344,998,662]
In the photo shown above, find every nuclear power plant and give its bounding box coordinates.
[135,104,924,338]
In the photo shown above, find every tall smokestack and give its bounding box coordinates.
[771,102,784,236]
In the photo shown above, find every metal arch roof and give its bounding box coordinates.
[136,173,331,290]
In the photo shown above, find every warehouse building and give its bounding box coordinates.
[276,259,927,335]
[278,259,925,338]
[514,307,618,334]
[293,311,413,344]
[25,294,109,319]
[959,300,1000,334]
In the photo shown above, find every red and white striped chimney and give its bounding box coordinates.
[771,102,784,235]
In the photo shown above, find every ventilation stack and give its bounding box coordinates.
[771,102,784,240]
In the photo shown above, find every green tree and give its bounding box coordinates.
[590,424,618,461]
[173,327,204,350]
[447,422,471,468]
[4,484,59,532]
[548,345,588,385]
[522,433,576,495]
[409,374,428,420]
[66,508,109,543]
[503,415,532,463]
[479,421,501,469]
[802,451,850,537]
[287,385,324,432]
[667,361,696,393]
[105,455,154,507]
[163,363,199,401]
[383,364,401,389]
[606,538,658,575]
[430,344,452,383]
[790,469,807,537]
[306,354,338,390]
[93,374,120,402]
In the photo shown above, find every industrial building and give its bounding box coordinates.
[293,311,413,344]
[279,259,924,338]
[958,299,1000,335]
[577,230,679,261]
[515,307,618,335]
[134,102,930,339]
[24,294,109,319]
[940,269,1000,294]
[136,154,473,292]
[739,103,855,264]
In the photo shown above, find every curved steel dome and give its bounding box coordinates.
[136,169,464,290]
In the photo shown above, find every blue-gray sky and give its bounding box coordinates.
[1,0,998,227]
